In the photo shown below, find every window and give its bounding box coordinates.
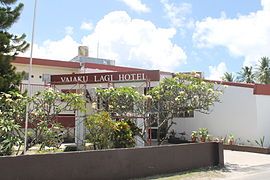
[148,127,158,139]
[175,111,194,118]
[147,113,164,140]
[42,74,51,84]
[61,89,77,94]
[22,72,29,80]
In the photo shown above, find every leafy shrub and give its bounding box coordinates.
[85,111,115,150]
[113,120,135,148]
[39,123,64,150]
[85,112,139,149]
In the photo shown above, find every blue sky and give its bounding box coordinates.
[11,0,270,80]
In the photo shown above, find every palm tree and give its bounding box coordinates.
[255,57,270,84]
[237,66,255,83]
[222,72,235,82]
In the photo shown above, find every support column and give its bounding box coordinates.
[75,109,85,150]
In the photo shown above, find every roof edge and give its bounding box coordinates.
[12,56,146,72]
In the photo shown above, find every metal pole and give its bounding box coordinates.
[24,0,38,154]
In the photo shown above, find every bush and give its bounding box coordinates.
[113,121,135,148]
[85,112,115,150]
[85,112,139,149]
[39,123,64,151]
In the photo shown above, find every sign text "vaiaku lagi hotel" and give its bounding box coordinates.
[51,70,160,84]
[61,73,146,83]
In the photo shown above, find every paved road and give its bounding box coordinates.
[221,150,270,179]
[143,150,270,179]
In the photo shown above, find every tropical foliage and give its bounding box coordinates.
[256,57,270,84]
[0,88,85,155]
[95,87,149,144]
[148,73,222,144]
[93,75,222,145]
[0,0,29,55]
[222,72,235,82]
[113,120,137,148]
[96,87,145,117]
[237,66,255,83]
[84,112,137,149]
[0,54,25,93]
[0,91,27,155]
[0,0,29,93]
[85,111,115,150]
[223,56,270,84]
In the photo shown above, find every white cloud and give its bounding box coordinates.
[160,0,193,28]
[21,35,80,60]
[65,26,74,35]
[82,11,186,71]
[80,21,93,31]
[207,62,228,80]
[193,0,270,66]
[21,11,187,71]
[119,0,150,13]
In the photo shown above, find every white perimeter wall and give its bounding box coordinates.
[171,86,265,146]
[256,95,270,146]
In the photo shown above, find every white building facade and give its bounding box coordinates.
[12,56,270,147]
[172,82,270,147]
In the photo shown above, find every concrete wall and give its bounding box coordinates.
[0,143,223,180]
[256,95,270,146]
[172,86,260,145]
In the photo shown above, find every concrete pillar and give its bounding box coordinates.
[75,109,85,150]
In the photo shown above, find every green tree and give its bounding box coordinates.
[255,57,270,84]
[148,74,222,144]
[0,0,29,55]
[0,91,27,155]
[237,66,255,83]
[222,72,235,82]
[96,87,145,117]
[0,54,25,92]
[0,88,86,155]
[95,87,149,144]
[95,78,222,146]
[0,0,29,93]
[27,88,86,151]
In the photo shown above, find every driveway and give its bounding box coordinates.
[142,150,270,179]
[222,150,270,179]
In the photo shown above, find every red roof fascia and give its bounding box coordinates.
[205,79,255,88]
[254,84,270,95]
[13,56,81,68]
[13,56,145,72]
[206,79,270,95]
